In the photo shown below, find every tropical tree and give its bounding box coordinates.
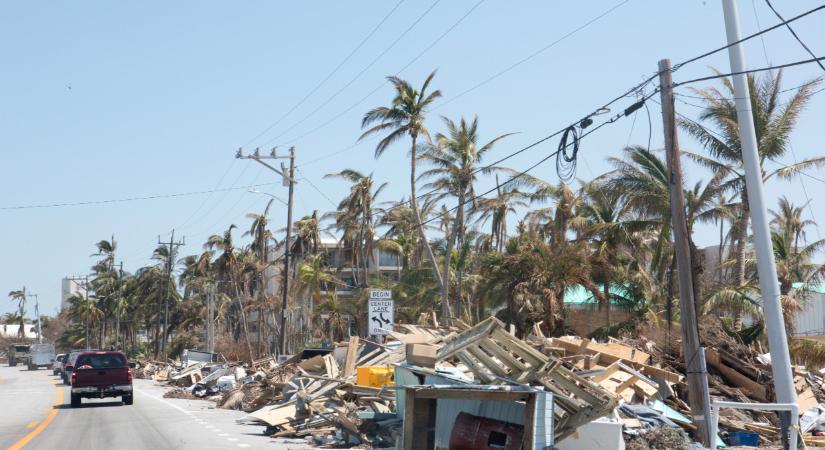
[7,289,26,339]
[680,71,825,303]
[360,70,446,304]
[325,170,387,287]
[419,115,513,318]
[770,196,815,254]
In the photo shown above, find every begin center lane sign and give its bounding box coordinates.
[368,289,393,336]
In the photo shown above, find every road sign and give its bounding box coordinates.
[368,290,394,336]
[369,289,392,299]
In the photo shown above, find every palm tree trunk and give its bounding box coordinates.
[604,283,611,327]
[442,211,459,321]
[456,190,466,318]
[732,195,750,330]
[409,134,446,311]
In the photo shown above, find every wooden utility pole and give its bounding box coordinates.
[158,229,185,359]
[236,146,296,356]
[280,147,296,356]
[658,58,712,447]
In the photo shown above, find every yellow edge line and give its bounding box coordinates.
[7,385,62,450]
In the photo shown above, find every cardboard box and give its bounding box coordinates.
[406,343,437,368]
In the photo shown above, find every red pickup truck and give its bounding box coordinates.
[70,351,133,407]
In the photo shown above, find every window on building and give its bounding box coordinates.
[378,250,400,267]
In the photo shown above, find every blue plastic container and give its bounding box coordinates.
[727,431,760,446]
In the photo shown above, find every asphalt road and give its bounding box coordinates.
[0,364,311,450]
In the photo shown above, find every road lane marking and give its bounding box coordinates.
[7,384,62,450]
[25,422,37,429]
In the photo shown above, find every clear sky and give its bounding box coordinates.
[2,1,824,317]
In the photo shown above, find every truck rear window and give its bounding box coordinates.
[75,354,126,369]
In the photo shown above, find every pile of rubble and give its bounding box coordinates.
[134,317,825,449]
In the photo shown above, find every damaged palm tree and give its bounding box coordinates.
[436,317,617,440]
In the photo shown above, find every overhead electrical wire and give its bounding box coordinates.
[763,0,825,73]
[0,181,282,211]
[258,0,443,147]
[670,3,825,71]
[673,56,825,87]
[241,0,406,149]
[432,0,631,112]
[269,0,487,150]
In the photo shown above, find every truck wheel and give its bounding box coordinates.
[71,394,81,408]
[123,394,133,405]
[9,359,16,367]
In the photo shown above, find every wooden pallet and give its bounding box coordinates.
[436,317,618,439]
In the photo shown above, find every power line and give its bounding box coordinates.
[432,0,631,112]
[763,0,825,73]
[175,159,238,230]
[670,3,825,71]
[259,0,443,147]
[296,167,338,208]
[673,55,825,87]
[241,0,406,148]
[0,181,281,211]
[270,0,486,150]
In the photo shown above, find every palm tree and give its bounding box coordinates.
[292,255,344,314]
[325,170,387,288]
[419,115,513,319]
[360,70,445,303]
[770,196,815,254]
[680,71,825,297]
[473,176,529,252]
[67,293,104,347]
[480,232,604,335]
[205,225,255,360]
[7,289,26,339]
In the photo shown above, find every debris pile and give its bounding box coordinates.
[135,317,825,449]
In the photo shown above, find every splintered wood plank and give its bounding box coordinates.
[478,340,529,373]
[343,336,360,378]
[436,317,499,360]
[465,344,511,379]
[456,351,495,384]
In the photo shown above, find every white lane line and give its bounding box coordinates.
[218,433,229,436]
[237,444,250,448]
[134,387,193,415]
[227,438,238,442]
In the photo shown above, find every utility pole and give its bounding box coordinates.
[721,1,797,446]
[206,282,216,354]
[116,261,123,351]
[158,230,185,359]
[658,58,712,447]
[236,146,297,356]
[31,294,41,343]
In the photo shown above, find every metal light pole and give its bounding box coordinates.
[31,294,41,343]
[721,0,797,445]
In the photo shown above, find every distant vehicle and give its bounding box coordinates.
[70,351,133,407]
[53,353,66,375]
[63,349,98,385]
[27,343,55,370]
[7,344,30,367]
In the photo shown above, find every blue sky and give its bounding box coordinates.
[2,1,824,316]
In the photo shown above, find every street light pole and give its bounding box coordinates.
[721,1,797,446]
[237,146,297,356]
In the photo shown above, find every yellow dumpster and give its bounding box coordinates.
[356,366,394,387]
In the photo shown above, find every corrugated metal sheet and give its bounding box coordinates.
[794,292,825,336]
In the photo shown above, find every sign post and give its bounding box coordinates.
[368,290,394,339]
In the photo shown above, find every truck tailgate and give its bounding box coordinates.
[74,367,130,387]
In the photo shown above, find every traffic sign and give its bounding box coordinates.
[369,289,392,299]
[368,298,394,336]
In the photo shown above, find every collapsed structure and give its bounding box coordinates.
[135,317,825,449]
